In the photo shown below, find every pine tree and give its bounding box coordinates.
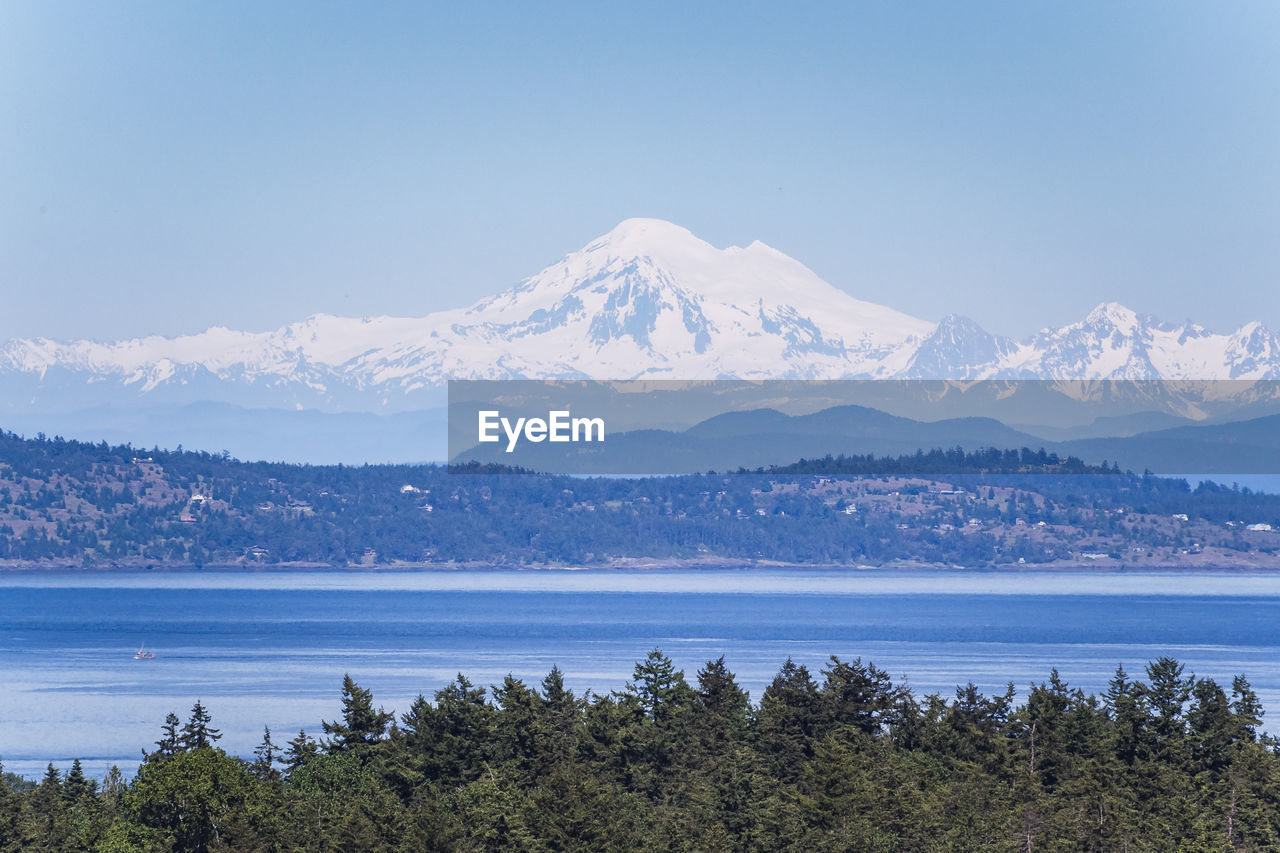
[610,650,697,798]
[429,674,492,784]
[26,763,69,849]
[150,711,182,761]
[1105,664,1146,765]
[756,658,820,781]
[322,675,393,753]
[1145,657,1191,761]
[1230,674,1264,742]
[625,648,692,724]
[492,675,540,780]
[252,726,281,781]
[540,665,572,710]
[1019,669,1077,788]
[61,758,94,804]
[37,763,61,794]
[1187,678,1234,775]
[399,694,436,747]
[99,765,127,808]
[180,699,222,750]
[536,665,583,768]
[694,655,750,752]
[284,728,320,772]
[945,681,1015,768]
[819,655,896,736]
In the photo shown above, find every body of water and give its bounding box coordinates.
[3,568,1280,781]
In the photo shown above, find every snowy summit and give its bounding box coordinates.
[2,218,1280,411]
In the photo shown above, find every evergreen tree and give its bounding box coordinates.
[150,711,182,761]
[99,764,127,809]
[0,765,20,848]
[398,693,435,747]
[1105,664,1147,765]
[618,649,696,795]
[492,674,541,780]
[252,726,281,781]
[180,699,222,750]
[61,758,94,804]
[756,658,820,781]
[1186,678,1234,775]
[25,764,69,849]
[694,655,750,749]
[1230,674,1264,742]
[1145,657,1192,761]
[624,648,693,724]
[323,674,393,753]
[284,728,320,773]
[36,763,61,796]
[428,674,493,784]
[945,681,1015,769]
[536,665,583,769]
[1019,669,1077,788]
[818,655,897,736]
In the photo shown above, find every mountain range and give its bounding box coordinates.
[5,218,1280,417]
[455,403,1280,477]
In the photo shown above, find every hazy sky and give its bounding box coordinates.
[3,1,1278,343]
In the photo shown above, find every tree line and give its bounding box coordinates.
[2,652,1278,851]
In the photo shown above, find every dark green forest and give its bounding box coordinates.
[2,431,1279,568]
[3,652,1277,851]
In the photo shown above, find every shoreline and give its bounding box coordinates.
[2,558,1280,574]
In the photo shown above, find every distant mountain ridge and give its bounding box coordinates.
[454,400,1280,477]
[4,218,1280,415]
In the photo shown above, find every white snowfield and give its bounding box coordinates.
[3,218,1279,405]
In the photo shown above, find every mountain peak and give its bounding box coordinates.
[935,313,985,334]
[1084,302,1142,333]
[599,216,698,240]
[903,313,1013,379]
[584,218,711,260]
[555,220,930,341]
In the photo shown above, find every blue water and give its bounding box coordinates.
[3,569,1280,782]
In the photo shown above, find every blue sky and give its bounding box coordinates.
[2,1,1278,342]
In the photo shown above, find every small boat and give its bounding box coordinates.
[134,644,157,660]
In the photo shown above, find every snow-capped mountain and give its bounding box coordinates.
[901,314,1016,380]
[3,218,1280,414]
[1000,303,1280,381]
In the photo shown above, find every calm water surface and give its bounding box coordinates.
[3,568,1280,781]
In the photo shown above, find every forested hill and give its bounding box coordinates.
[1,430,1279,568]
[3,652,1279,851]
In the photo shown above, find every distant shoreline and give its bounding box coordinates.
[3,558,1280,574]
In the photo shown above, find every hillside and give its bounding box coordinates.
[2,431,1280,569]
